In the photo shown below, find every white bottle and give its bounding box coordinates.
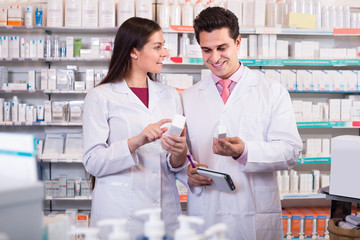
[170,0,181,26]
[312,170,320,193]
[286,217,292,239]
[136,0,152,20]
[182,0,194,26]
[204,223,229,240]
[135,208,165,240]
[322,6,329,29]
[343,6,351,28]
[99,0,115,27]
[179,33,190,57]
[82,0,98,27]
[117,0,134,26]
[290,171,298,193]
[336,6,344,28]
[159,0,170,29]
[25,5,33,27]
[97,219,130,240]
[11,96,19,122]
[311,218,317,239]
[276,171,282,192]
[174,215,204,240]
[299,218,305,240]
[282,170,290,193]
[314,0,321,29]
[25,41,30,58]
[20,37,25,58]
[194,0,205,18]
[69,228,100,240]
[290,0,298,13]
[266,0,278,27]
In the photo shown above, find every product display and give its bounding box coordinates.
[1,0,360,239]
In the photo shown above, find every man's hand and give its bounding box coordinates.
[187,163,213,187]
[212,136,245,159]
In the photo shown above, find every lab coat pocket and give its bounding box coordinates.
[96,181,132,218]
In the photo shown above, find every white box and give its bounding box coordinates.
[276,40,288,59]
[290,42,301,58]
[47,69,57,90]
[265,69,281,83]
[297,70,312,91]
[163,33,178,57]
[248,35,257,58]
[292,100,303,121]
[257,35,269,58]
[74,81,85,90]
[238,37,248,58]
[40,69,48,90]
[66,37,74,58]
[322,138,330,156]
[329,99,341,121]
[268,35,277,58]
[28,70,35,90]
[343,70,357,91]
[280,69,296,90]
[302,101,312,122]
[341,99,352,121]
[254,0,266,27]
[168,114,186,137]
[330,136,360,199]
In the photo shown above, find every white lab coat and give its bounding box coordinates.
[82,78,187,238]
[181,67,303,240]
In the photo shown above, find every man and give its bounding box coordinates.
[181,7,303,240]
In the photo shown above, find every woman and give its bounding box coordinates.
[82,17,188,238]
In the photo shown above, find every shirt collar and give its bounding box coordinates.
[211,62,245,85]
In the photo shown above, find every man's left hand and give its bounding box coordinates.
[212,136,245,159]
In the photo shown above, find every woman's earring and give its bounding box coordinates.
[134,56,138,60]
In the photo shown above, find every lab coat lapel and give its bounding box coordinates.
[111,79,150,113]
[224,67,259,111]
[198,75,225,111]
[147,78,164,113]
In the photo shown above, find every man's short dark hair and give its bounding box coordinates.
[193,7,239,44]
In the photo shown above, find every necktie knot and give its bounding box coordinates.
[218,79,232,104]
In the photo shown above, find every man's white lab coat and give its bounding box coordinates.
[181,67,303,240]
[82,79,186,238]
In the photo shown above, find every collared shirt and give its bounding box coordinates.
[210,62,248,165]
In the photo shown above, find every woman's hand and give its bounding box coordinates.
[128,119,171,153]
[161,128,188,168]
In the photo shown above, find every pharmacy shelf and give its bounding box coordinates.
[297,157,331,165]
[0,89,87,94]
[0,25,118,33]
[167,58,360,66]
[281,193,326,200]
[39,154,83,163]
[297,121,360,128]
[45,196,92,201]
[0,58,110,62]
[0,122,82,126]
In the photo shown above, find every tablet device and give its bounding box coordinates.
[197,167,236,192]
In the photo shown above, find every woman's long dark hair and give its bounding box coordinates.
[98,17,161,85]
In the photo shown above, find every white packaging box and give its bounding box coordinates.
[346,48,357,58]
[280,69,296,90]
[323,102,329,121]
[327,70,341,91]
[292,100,302,121]
[337,48,347,59]
[314,139,322,157]
[59,174,67,197]
[28,70,35,90]
[37,40,44,59]
[91,38,100,58]
[80,180,91,196]
[47,69,57,90]
[11,36,20,59]
[163,33,178,57]
[25,105,34,122]
[301,41,315,59]
[314,41,320,58]
[319,48,330,59]
[321,174,330,188]
[248,35,258,58]
[19,103,26,122]
[341,99,352,121]
[168,114,186,137]
[52,180,60,197]
[268,35,277,58]
[312,70,324,91]
[290,42,301,58]
[65,0,81,27]
[257,35,269,58]
[329,99,341,121]
[306,138,315,157]
[322,138,330,156]
[2,36,9,58]
[238,37,248,58]
[302,101,312,122]
[40,69,48,90]
[85,69,95,90]
[330,135,360,199]
[343,70,357,91]
[265,69,281,83]
[186,44,202,58]
[351,103,360,121]
[66,37,74,58]
[254,0,266,27]
[76,213,89,227]
[242,0,254,27]
[44,100,52,122]
[44,180,53,196]
[297,70,312,91]
[312,103,321,121]
[276,40,288,59]
[66,180,75,197]
[74,81,85,90]
[29,40,37,59]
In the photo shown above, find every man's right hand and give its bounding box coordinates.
[187,163,213,187]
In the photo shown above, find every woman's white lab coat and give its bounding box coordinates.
[82,79,186,238]
[181,67,303,240]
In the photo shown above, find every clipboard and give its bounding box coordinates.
[197,167,236,192]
